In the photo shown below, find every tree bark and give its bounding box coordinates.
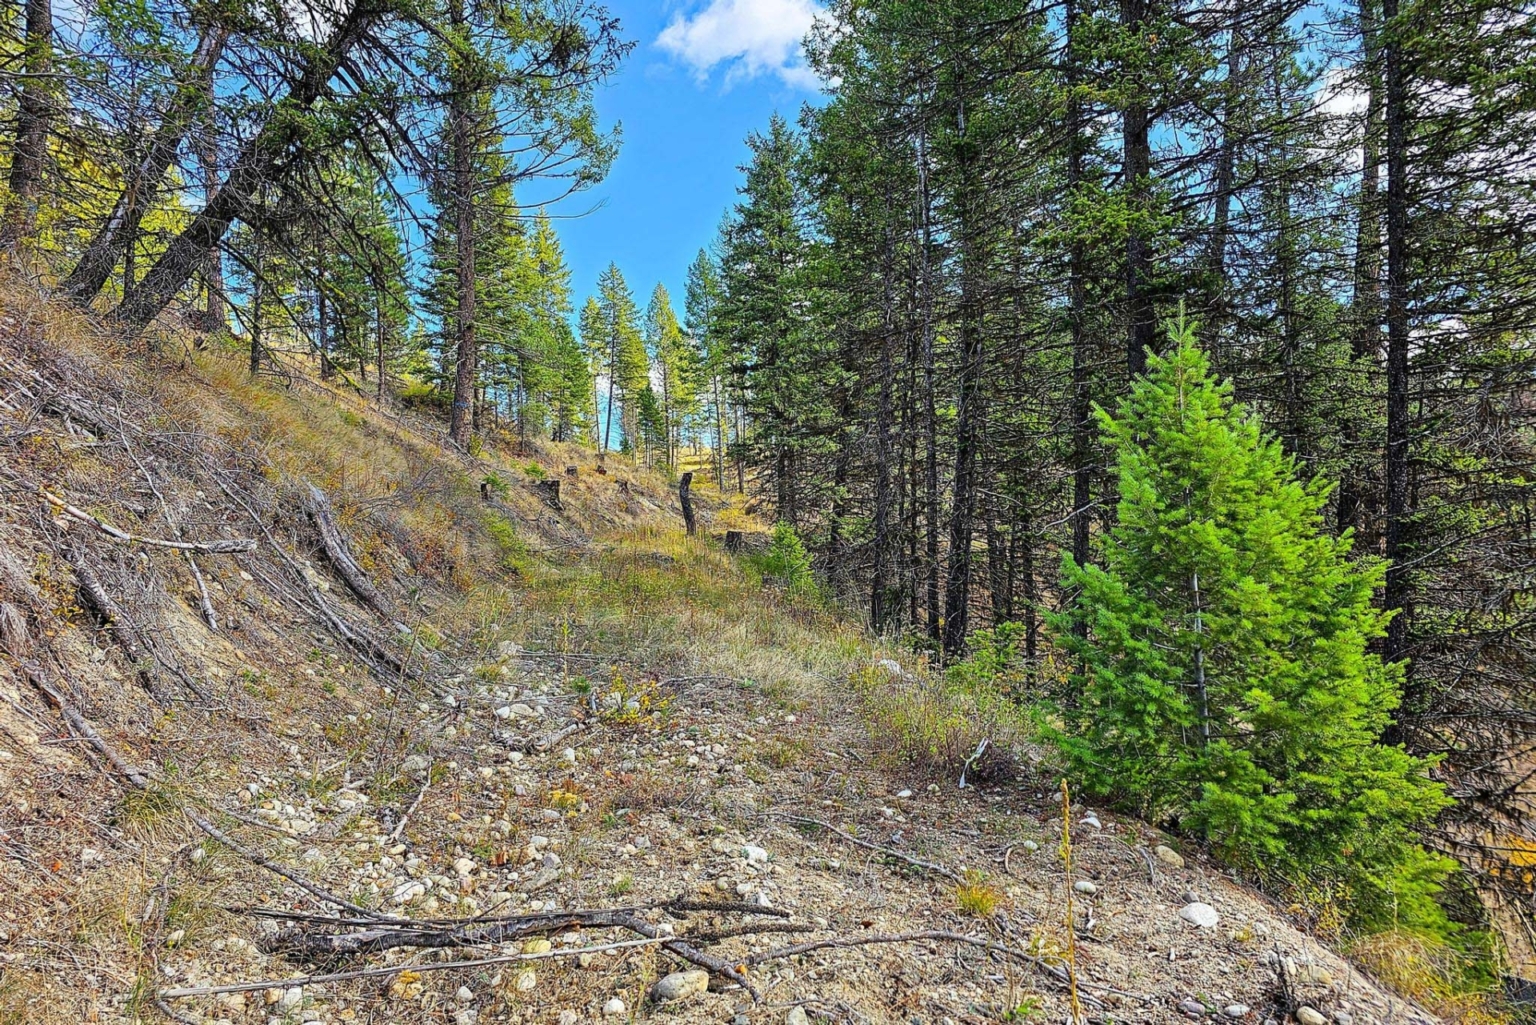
[1382,0,1412,666]
[1066,0,1093,574]
[60,26,228,304]
[0,0,54,254]
[446,0,479,448]
[1338,0,1383,540]
[109,3,376,335]
[1123,0,1155,377]
[678,471,696,535]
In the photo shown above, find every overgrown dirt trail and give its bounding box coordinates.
[0,294,1438,1025]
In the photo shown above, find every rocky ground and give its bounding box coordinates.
[149,644,1440,1025]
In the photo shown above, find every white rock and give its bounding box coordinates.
[454,857,476,877]
[1296,1009,1327,1025]
[896,789,913,799]
[1154,845,1185,869]
[1073,880,1099,895]
[743,844,770,865]
[603,997,627,1015]
[651,969,709,1003]
[1080,813,1102,830]
[787,1008,810,1025]
[514,969,537,992]
[495,706,514,720]
[277,987,303,1011]
[1225,1005,1250,1018]
[457,986,474,1003]
[1178,902,1221,929]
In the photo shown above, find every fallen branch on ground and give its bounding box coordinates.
[43,489,256,552]
[302,483,398,624]
[776,815,963,882]
[159,936,666,1000]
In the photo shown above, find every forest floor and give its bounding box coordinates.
[0,285,1444,1024]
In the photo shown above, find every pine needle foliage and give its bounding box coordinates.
[1045,315,1454,932]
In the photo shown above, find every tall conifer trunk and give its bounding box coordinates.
[1382,0,1412,667]
[446,0,479,449]
[0,0,53,254]
[1123,0,1154,377]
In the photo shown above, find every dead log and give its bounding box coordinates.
[302,483,394,622]
[64,543,170,704]
[679,471,697,536]
[43,490,256,553]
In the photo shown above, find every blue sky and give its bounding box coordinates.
[554,0,827,324]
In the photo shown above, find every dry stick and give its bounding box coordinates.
[22,662,153,787]
[117,405,219,631]
[158,937,666,1000]
[776,815,963,882]
[1060,780,1084,1025]
[301,482,399,625]
[59,544,171,705]
[42,490,256,552]
[206,470,407,679]
[389,770,431,842]
[743,929,1103,1002]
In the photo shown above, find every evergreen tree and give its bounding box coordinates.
[645,283,698,469]
[1048,316,1450,927]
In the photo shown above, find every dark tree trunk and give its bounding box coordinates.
[1338,0,1383,541]
[447,0,479,449]
[110,4,374,335]
[1123,0,1154,377]
[1202,25,1244,355]
[1066,0,1093,574]
[942,96,982,657]
[0,0,54,254]
[916,102,941,645]
[678,471,696,535]
[1382,0,1412,667]
[60,26,228,303]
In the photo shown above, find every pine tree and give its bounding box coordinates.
[1048,315,1450,927]
[645,283,698,469]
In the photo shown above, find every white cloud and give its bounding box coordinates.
[656,0,825,90]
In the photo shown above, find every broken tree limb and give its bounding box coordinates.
[61,542,169,704]
[776,815,963,882]
[21,661,154,788]
[301,483,395,622]
[158,937,666,1000]
[742,929,1116,1006]
[43,490,256,553]
[256,900,763,999]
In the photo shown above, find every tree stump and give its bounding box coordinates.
[534,479,562,510]
[679,471,697,536]
[565,465,578,478]
[724,530,743,553]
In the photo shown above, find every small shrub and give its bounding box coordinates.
[482,472,510,498]
[522,461,546,480]
[955,869,1002,917]
[751,522,818,597]
[398,380,445,409]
